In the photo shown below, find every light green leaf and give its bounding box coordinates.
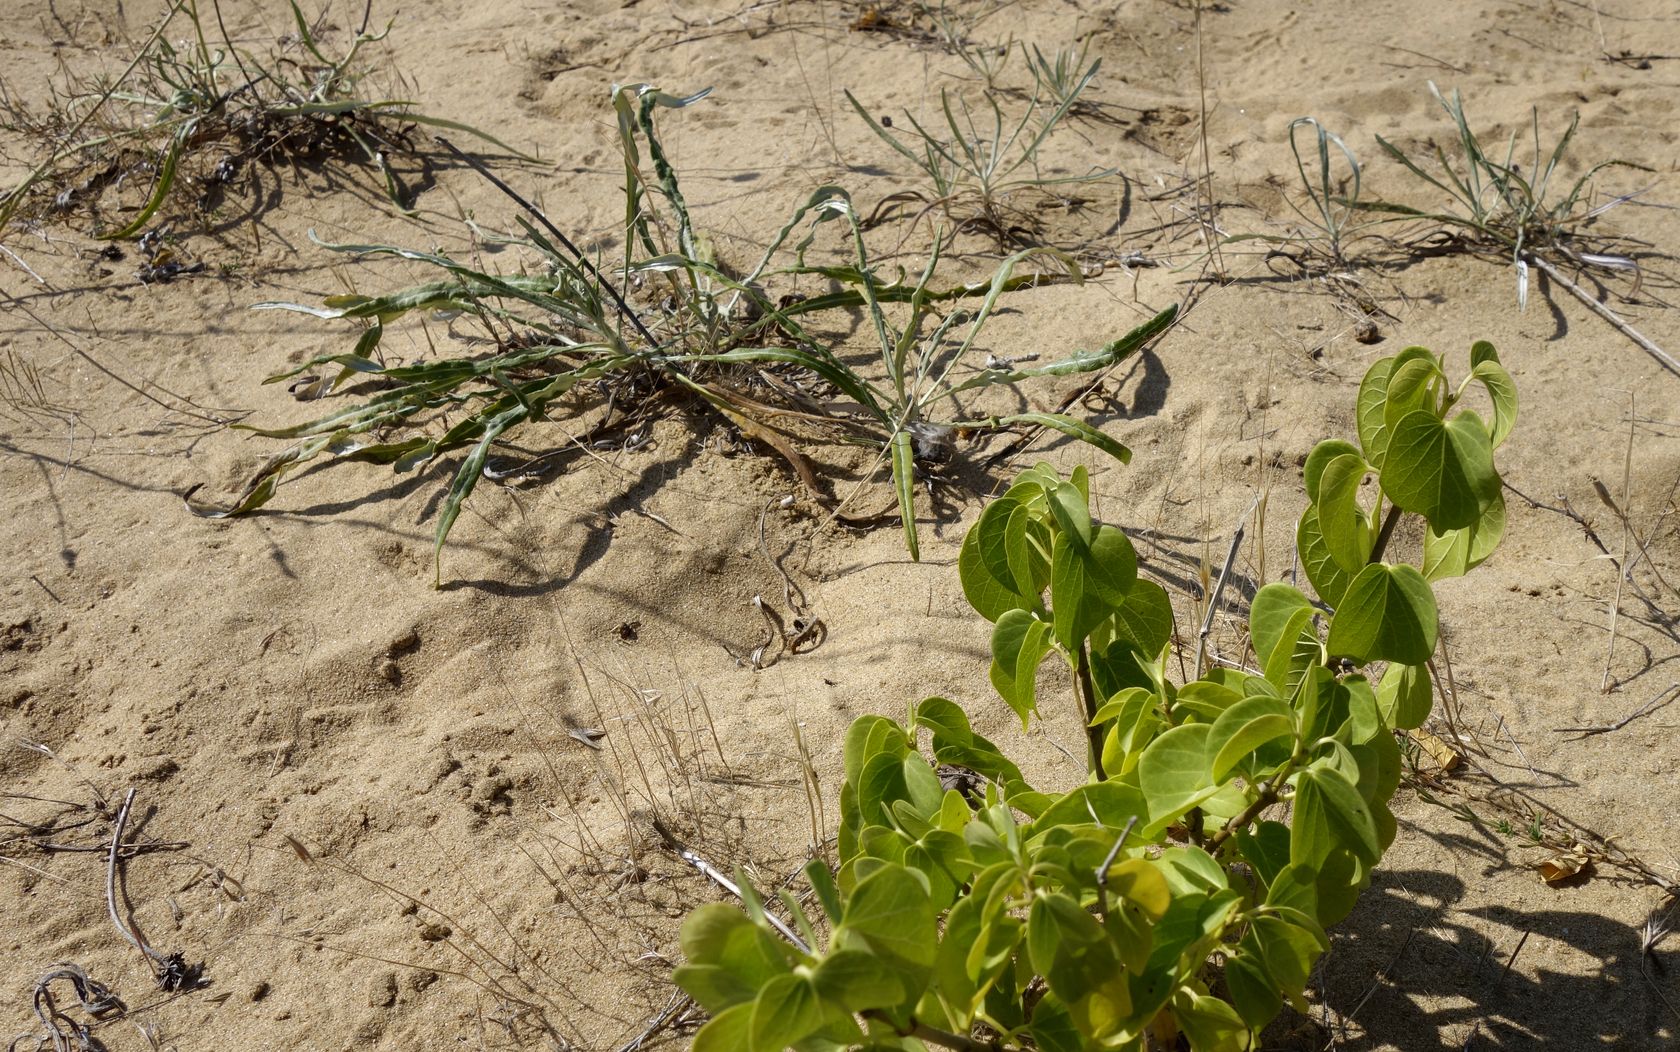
[959,499,1033,622]
[1047,482,1093,544]
[1004,502,1052,599]
[1050,532,1110,651]
[1376,661,1432,730]
[1381,355,1443,441]
[1171,988,1249,1052]
[1317,453,1374,573]
[1468,341,1518,448]
[1298,765,1380,865]
[1206,695,1295,781]
[1084,524,1138,605]
[1357,347,1435,468]
[692,1001,754,1052]
[1027,781,1150,841]
[674,964,759,1015]
[857,752,909,829]
[1138,724,1219,832]
[679,904,791,995]
[990,609,1054,726]
[749,973,822,1052]
[835,863,937,976]
[1304,439,1362,503]
[1380,409,1499,530]
[1421,489,1505,581]
[843,715,908,788]
[1326,563,1438,666]
[1249,584,1319,689]
[1109,578,1175,657]
[975,411,1132,465]
[812,950,904,1011]
[1297,507,1354,607]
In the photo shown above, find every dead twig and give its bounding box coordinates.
[648,816,808,951]
[1554,682,1680,739]
[612,989,696,1052]
[1525,254,1680,377]
[1196,493,1260,679]
[105,789,202,992]
[1600,393,1637,692]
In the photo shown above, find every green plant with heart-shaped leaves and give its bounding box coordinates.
[673,345,1513,1051]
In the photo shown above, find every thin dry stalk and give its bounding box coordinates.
[1192,0,1224,275]
[1526,255,1680,377]
[1195,493,1259,678]
[1601,391,1635,692]
[1555,682,1680,738]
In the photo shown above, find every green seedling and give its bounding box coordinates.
[845,54,1113,243]
[1224,117,1366,270]
[1362,83,1644,305]
[674,344,1516,1050]
[205,85,1176,578]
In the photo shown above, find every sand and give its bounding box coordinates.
[2,0,1678,1048]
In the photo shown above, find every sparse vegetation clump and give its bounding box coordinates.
[203,85,1178,576]
[845,39,1115,245]
[1352,83,1645,306]
[0,0,518,244]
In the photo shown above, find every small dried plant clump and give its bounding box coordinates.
[0,0,519,245]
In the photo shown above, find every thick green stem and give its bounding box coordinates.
[1074,642,1107,780]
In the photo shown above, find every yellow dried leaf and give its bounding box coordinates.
[1538,851,1591,885]
[1413,729,1462,771]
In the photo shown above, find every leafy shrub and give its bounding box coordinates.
[673,344,1517,1050]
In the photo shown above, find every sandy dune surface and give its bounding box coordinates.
[2,1,1678,1048]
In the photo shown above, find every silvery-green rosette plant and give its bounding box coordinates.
[673,344,1515,1050]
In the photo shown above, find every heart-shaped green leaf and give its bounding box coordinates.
[1380,409,1499,530]
[960,497,1034,622]
[1468,340,1517,448]
[1421,489,1505,581]
[836,862,937,978]
[1317,452,1374,573]
[1249,583,1319,689]
[1358,347,1436,467]
[1376,661,1432,730]
[1109,577,1175,657]
[748,973,822,1052]
[1138,724,1220,833]
[1304,439,1363,503]
[1051,532,1112,650]
[1296,765,1380,865]
[990,609,1054,726]
[1206,694,1295,780]
[1083,524,1138,605]
[1326,563,1438,666]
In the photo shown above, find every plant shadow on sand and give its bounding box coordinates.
[1278,863,1678,1049]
